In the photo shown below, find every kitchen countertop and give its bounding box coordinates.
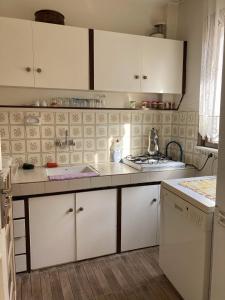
[12,163,138,184]
[12,163,195,197]
[162,176,216,213]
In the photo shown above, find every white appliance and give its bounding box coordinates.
[159,184,214,300]
[210,37,225,299]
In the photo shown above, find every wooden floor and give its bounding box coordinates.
[16,247,182,300]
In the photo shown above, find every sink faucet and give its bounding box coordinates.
[55,129,75,148]
[148,128,159,155]
[165,141,183,162]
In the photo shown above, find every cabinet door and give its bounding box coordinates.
[29,194,75,270]
[121,185,160,251]
[141,37,184,94]
[0,17,34,87]
[76,189,117,260]
[94,30,141,92]
[33,22,89,90]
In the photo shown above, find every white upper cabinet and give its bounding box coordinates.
[94,29,184,94]
[94,30,141,92]
[0,17,34,87]
[141,37,184,94]
[33,22,89,89]
[0,17,184,93]
[0,17,89,90]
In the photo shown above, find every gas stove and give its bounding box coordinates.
[122,153,185,171]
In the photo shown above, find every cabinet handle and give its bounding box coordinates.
[67,208,74,213]
[36,68,42,73]
[134,75,140,79]
[151,198,157,204]
[25,67,31,72]
[77,207,84,212]
[142,75,148,80]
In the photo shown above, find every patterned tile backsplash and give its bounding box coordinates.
[0,109,199,167]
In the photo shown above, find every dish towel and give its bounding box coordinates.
[48,172,99,181]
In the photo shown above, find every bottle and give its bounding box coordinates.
[110,139,122,163]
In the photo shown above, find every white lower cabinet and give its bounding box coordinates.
[29,194,76,270]
[121,185,160,251]
[29,185,159,269]
[76,189,117,260]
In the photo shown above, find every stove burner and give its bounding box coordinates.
[126,153,168,164]
[123,152,185,171]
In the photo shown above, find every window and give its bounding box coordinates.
[199,1,225,148]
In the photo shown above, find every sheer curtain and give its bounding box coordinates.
[199,0,225,143]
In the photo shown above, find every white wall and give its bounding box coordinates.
[0,0,167,36]
[177,0,204,112]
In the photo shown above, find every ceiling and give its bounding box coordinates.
[0,0,178,35]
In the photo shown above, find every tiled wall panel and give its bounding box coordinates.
[0,109,199,166]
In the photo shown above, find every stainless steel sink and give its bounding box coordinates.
[46,165,99,180]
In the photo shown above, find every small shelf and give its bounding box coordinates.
[0,105,177,111]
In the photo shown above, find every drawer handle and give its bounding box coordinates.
[134,75,140,79]
[174,204,183,212]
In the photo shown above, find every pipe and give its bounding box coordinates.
[165,141,183,162]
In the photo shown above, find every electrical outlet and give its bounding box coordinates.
[195,146,218,159]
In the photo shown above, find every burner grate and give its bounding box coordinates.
[126,153,168,164]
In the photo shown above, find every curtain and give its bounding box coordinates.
[199,0,225,143]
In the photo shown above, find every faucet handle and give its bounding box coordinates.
[69,140,75,146]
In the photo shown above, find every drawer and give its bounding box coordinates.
[13,219,25,238]
[13,200,25,219]
[14,237,26,255]
[15,255,27,273]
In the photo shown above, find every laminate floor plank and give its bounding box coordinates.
[66,264,83,300]
[99,259,123,294]
[91,261,112,296]
[57,267,74,300]
[16,275,22,300]
[17,247,181,300]
[73,263,95,300]
[120,253,148,287]
[21,273,32,300]
[49,268,64,300]
[107,258,129,291]
[83,261,107,297]
[40,271,53,300]
[31,270,43,300]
